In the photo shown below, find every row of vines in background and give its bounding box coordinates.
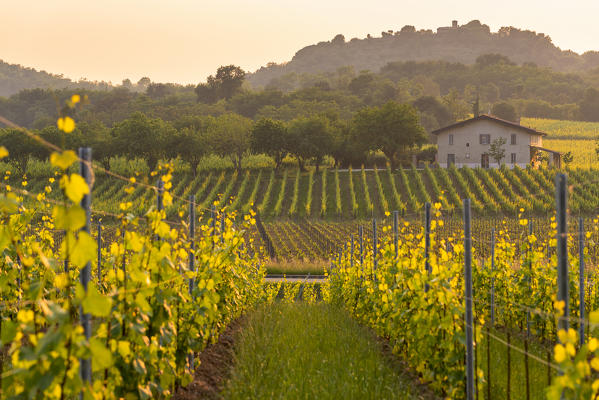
[12,165,599,220]
[261,213,599,265]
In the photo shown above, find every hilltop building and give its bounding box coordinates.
[432,114,561,168]
[437,20,459,33]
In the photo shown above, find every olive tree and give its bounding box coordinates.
[352,101,426,170]
[205,113,252,171]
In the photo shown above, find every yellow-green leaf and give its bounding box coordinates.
[1,320,17,345]
[57,116,75,133]
[61,174,89,204]
[117,341,131,358]
[90,337,113,371]
[52,205,86,231]
[50,150,78,170]
[0,194,19,214]
[70,231,97,267]
[82,284,112,318]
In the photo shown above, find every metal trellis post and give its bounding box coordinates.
[372,218,377,279]
[463,199,475,400]
[579,217,585,346]
[350,234,354,269]
[97,221,102,284]
[359,225,364,269]
[393,210,399,260]
[189,195,196,294]
[78,147,92,388]
[556,173,569,334]
[425,202,431,292]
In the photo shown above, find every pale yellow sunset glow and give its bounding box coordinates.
[2,0,599,83]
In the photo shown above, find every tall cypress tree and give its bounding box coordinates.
[473,94,480,118]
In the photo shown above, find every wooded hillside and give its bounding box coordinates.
[248,20,599,88]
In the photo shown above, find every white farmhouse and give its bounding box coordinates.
[432,114,561,168]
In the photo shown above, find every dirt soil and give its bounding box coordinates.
[376,335,441,400]
[174,318,243,400]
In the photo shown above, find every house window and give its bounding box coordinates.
[530,135,539,145]
[466,153,470,159]
[481,154,490,169]
[511,153,517,164]
[447,154,455,166]
[511,134,517,145]
[449,134,453,145]
[480,134,490,145]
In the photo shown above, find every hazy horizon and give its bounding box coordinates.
[3,0,599,85]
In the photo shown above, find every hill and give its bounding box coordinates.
[0,59,115,97]
[248,20,599,89]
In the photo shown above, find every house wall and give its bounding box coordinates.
[435,119,543,168]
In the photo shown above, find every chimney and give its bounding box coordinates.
[452,20,458,28]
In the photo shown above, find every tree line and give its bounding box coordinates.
[2,53,599,139]
[0,101,426,174]
[3,58,599,174]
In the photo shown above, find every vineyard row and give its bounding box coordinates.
[11,165,599,221]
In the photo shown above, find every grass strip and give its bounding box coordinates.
[224,302,425,400]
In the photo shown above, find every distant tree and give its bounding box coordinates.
[110,112,175,170]
[399,25,416,34]
[475,54,516,68]
[229,89,286,118]
[69,120,111,164]
[348,72,375,96]
[480,82,500,103]
[488,137,507,165]
[172,115,215,132]
[251,118,288,170]
[491,102,518,122]
[581,88,599,122]
[287,115,334,172]
[331,34,345,45]
[195,65,246,103]
[352,101,427,170]
[137,77,151,90]
[206,113,252,171]
[146,83,176,99]
[312,80,331,91]
[215,65,246,99]
[167,127,208,176]
[473,95,480,118]
[462,20,491,33]
[442,89,470,121]
[194,82,218,104]
[562,151,573,166]
[412,95,452,129]
[330,121,367,168]
[0,128,44,171]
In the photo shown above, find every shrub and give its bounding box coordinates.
[109,156,150,177]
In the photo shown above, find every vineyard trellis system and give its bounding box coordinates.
[11,165,599,221]
[327,174,599,399]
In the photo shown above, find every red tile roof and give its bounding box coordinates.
[431,114,548,136]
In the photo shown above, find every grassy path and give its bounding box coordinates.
[224,302,431,399]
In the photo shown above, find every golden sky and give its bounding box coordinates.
[2,0,598,84]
